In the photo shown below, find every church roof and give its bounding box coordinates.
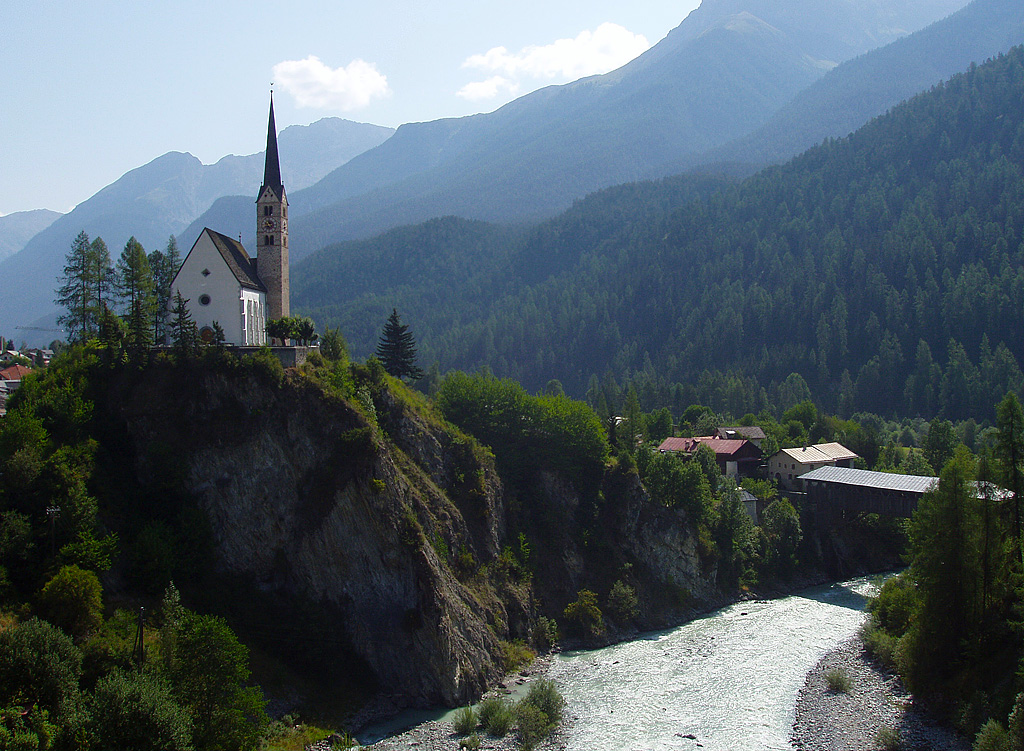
[260,95,285,201]
[205,229,266,292]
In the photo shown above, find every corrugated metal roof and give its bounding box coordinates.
[799,466,938,493]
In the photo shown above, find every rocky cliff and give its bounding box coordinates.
[103,355,720,706]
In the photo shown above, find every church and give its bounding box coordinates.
[170,96,290,345]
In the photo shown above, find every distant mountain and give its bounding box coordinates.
[278,0,966,259]
[694,0,1024,171]
[0,118,393,331]
[294,43,1024,421]
[0,209,61,262]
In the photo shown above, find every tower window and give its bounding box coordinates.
[263,205,272,216]
[264,235,273,246]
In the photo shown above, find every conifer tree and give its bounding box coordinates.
[375,308,423,381]
[115,237,156,358]
[149,235,181,344]
[56,231,97,342]
[169,292,199,357]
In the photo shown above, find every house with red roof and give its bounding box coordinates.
[657,435,763,478]
[0,364,32,382]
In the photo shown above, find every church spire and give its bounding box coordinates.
[262,93,284,198]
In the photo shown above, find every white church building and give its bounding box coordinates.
[170,96,290,345]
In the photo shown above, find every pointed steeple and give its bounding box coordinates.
[262,94,284,199]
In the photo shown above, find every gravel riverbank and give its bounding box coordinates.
[792,637,969,751]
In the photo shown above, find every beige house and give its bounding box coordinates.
[769,442,859,490]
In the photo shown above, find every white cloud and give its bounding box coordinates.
[459,22,650,100]
[272,56,390,111]
[456,76,520,102]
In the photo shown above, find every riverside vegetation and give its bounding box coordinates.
[860,393,1024,750]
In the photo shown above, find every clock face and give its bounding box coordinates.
[263,217,276,231]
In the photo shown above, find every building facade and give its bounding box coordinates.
[169,96,288,345]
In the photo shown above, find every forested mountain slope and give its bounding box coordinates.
[295,45,1024,422]
[281,0,964,257]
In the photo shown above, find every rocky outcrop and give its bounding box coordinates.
[111,362,516,705]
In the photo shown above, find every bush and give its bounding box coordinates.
[974,719,1010,751]
[477,697,513,736]
[607,580,639,621]
[0,617,82,716]
[500,640,535,672]
[825,668,851,693]
[861,622,899,671]
[563,589,604,638]
[452,705,477,736]
[520,679,565,727]
[89,668,193,751]
[868,574,918,638]
[35,564,103,640]
[513,702,550,751]
[459,733,482,749]
[532,617,558,652]
[876,726,900,751]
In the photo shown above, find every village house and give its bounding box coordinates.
[768,442,859,490]
[657,435,763,478]
[716,426,766,448]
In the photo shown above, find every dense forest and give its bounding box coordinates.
[294,45,1024,423]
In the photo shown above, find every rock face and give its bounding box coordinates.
[107,358,720,704]
[112,361,518,705]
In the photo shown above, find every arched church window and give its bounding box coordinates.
[264,235,273,246]
[263,205,272,216]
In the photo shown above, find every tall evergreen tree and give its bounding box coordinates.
[375,308,423,380]
[115,237,156,356]
[169,292,199,358]
[149,235,181,344]
[56,231,96,342]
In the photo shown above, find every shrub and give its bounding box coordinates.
[129,521,177,595]
[89,668,193,751]
[532,617,558,652]
[513,702,550,751]
[520,679,565,727]
[974,719,1010,751]
[861,622,899,671]
[0,617,82,716]
[452,705,477,736]
[477,697,513,736]
[459,733,482,749]
[35,564,103,640]
[868,574,917,638]
[607,580,639,621]
[825,668,851,693]
[500,640,535,672]
[876,726,900,751]
[563,589,604,638]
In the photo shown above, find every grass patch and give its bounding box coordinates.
[261,722,342,751]
[825,667,852,693]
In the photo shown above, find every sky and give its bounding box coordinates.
[2,0,702,217]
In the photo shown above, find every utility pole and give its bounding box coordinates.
[131,607,146,668]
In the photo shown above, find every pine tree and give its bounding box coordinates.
[375,308,423,380]
[169,292,199,358]
[115,237,156,358]
[56,231,96,342]
[149,235,181,344]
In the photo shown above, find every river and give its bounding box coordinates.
[361,576,881,749]
[547,576,880,751]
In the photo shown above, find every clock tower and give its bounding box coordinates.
[256,94,289,321]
